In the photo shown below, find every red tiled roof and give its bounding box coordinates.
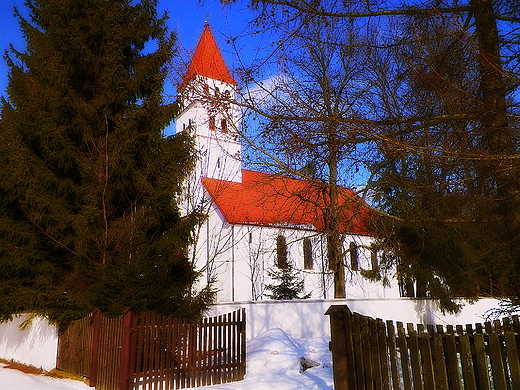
[202,170,374,236]
[181,24,237,88]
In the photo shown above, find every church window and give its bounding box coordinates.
[223,90,230,99]
[371,248,378,270]
[303,238,313,269]
[215,87,220,98]
[399,278,415,298]
[276,235,288,268]
[221,119,228,133]
[209,116,216,131]
[350,242,359,271]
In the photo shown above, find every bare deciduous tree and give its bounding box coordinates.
[220,0,520,310]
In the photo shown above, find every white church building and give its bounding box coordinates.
[175,25,402,302]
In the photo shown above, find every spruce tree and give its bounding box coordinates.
[0,0,211,324]
[265,262,311,300]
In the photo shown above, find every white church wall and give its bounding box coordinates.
[191,204,234,301]
[343,235,401,300]
[193,212,402,303]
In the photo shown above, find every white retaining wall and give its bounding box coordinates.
[205,298,501,340]
[0,298,501,371]
[0,314,58,371]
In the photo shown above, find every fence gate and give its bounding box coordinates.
[326,304,520,390]
[57,308,246,390]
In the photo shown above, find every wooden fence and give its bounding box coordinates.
[326,305,520,390]
[57,308,246,390]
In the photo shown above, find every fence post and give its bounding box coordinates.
[326,305,351,390]
[89,309,102,387]
[239,308,246,380]
[119,308,135,390]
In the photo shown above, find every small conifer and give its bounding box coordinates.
[265,261,311,300]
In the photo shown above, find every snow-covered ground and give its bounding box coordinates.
[0,363,90,390]
[0,328,333,390]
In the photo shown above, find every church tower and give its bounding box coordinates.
[176,24,242,184]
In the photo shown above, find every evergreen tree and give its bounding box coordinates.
[0,0,211,324]
[265,262,311,300]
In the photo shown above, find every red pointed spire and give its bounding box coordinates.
[181,24,237,87]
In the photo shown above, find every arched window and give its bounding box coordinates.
[349,242,359,271]
[276,235,288,268]
[209,116,215,131]
[303,238,313,269]
[221,119,228,133]
[371,248,378,270]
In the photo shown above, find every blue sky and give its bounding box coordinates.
[0,0,255,100]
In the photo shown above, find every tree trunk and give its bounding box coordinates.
[327,130,345,298]
[473,0,520,295]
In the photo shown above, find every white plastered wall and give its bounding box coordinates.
[0,315,58,371]
[206,298,501,340]
[193,205,402,303]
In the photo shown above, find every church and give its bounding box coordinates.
[175,25,401,302]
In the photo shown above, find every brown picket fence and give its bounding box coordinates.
[57,308,246,390]
[326,305,520,390]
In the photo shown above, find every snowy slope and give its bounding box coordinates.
[0,328,333,390]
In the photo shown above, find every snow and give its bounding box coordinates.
[0,328,333,390]
[0,363,90,390]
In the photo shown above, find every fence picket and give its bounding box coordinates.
[226,312,232,383]
[344,308,357,389]
[396,322,412,390]
[239,309,246,380]
[385,320,400,390]
[376,319,391,390]
[445,325,462,390]
[459,332,477,390]
[361,315,374,390]
[473,332,493,390]
[90,310,102,387]
[418,326,435,390]
[349,313,363,389]
[370,319,381,389]
[488,329,508,390]
[505,329,520,389]
[406,323,423,390]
